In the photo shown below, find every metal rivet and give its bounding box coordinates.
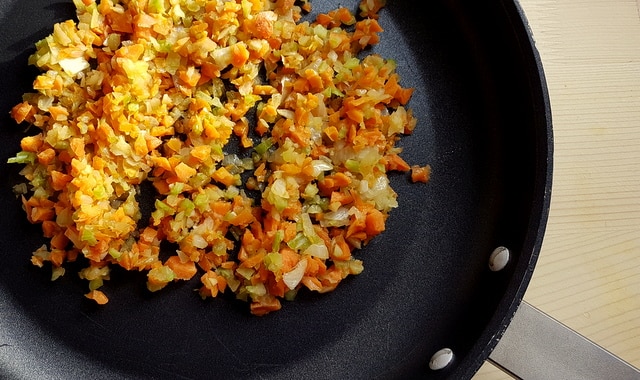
[489,246,510,271]
[429,348,454,370]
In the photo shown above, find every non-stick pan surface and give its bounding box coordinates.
[0,0,552,379]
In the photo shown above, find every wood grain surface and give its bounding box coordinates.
[474,0,640,378]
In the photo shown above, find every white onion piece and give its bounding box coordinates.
[283,259,308,290]
[304,243,329,260]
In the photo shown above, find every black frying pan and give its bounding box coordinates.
[0,0,552,378]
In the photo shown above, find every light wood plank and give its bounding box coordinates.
[473,0,640,378]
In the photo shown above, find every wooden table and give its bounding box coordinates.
[474,0,640,378]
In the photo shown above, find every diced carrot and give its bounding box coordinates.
[165,256,197,280]
[108,11,134,34]
[352,19,383,47]
[395,87,414,105]
[12,102,35,124]
[20,135,43,152]
[229,208,255,226]
[317,266,344,292]
[69,138,85,159]
[85,290,109,305]
[346,108,364,124]
[200,271,227,297]
[333,172,351,187]
[335,7,356,24]
[253,85,278,95]
[280,163,301,176]
[279,247,299,273]
[267,276,286,297]
[258,104,278,122]
[233,118,253,148]
[411,164,432,183]
[49,249,66,267]
[48,106,69,121]
[304,255,326,277]
[116,44,145,60]
[240,250,265,269]
[384,73,401,98]
[41,220,59,238]
[330,234,351,260]
[384,153,411,172]
[201,61,221,79]
[250,295,281,316]
[315,13,333,27]
[212,167,236,187]
[365,208,386,236]
[174,162,197,182]
[178,66,202,88]
[50,170,73,191]
[274,0,295,15]
[133,134,148,156]
[323,126,340,142]
[231,43,250,67]
[189,145,212,162]
[210,200,232,216]
[152,179,171,194]
[303,69,323,91]
[31,206,55,222]
[330,191,353,207]
[301,276,322,292]
[37,148,56,165]
[51,233,70,250]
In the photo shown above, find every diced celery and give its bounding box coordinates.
[272,230,284,253]
[284,289,298,301]
[92,185,107,200]
[155,199,174,214]
[169,182,184,196]
[287,232,310,251]
[194,193,209,211]
[263,251,283,272]
[344,57,360,69]
[217,268,241,292]
[148,0,165,13]
[51,266,65,281]
[108,248,122,259]
[207,240,224,256]
[225,186,240,199]
[178,198,195,215]
[236,267,254,280]
[7,151,36,164]
[313,24,328,40]
[345,159,361,173]
[80,228,97,245]
[254,137,274,155]
[89,278,103,291]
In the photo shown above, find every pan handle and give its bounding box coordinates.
[488,301,640,380]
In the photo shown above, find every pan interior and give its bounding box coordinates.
[0,0,550,379]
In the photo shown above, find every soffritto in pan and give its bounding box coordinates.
[8,0,429,315]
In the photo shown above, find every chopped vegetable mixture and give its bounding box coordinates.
[8,0,429,315]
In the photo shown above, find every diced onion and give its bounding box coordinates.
[282,259,308,290]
